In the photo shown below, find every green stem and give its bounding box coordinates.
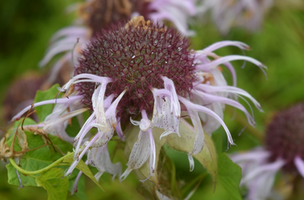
[9,152,73,175]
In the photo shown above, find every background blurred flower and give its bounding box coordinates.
[197,0,273,34]
[231,102,304,200]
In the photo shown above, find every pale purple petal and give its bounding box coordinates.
[120,129,151,181]
[196,55,265,71]
[294,156,304,178]
[199,41,250,53]
[12,95,82,121]
[50,26,88,42]
[179,96,234,145]
[87,144,122,181]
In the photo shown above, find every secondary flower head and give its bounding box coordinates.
[231,102,304,200]
[197,0,273,34]
[14,16,264,186]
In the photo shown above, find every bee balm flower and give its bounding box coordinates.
[40,0,196,85]
[14,16,264,182]
[231,103,304,200]
[197,0,273,34]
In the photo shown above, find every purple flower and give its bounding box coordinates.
[231,103,304,200]
[197,0,273,34]
[40,0,196,86]
[14,17,264,183]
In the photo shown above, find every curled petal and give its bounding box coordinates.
[120,129,151,181]
[87,144,122,181]
[179,96,234,145]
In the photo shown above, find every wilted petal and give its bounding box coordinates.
[120,129,151,181]
[87,144,122,181]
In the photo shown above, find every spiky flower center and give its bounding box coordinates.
[265,103,304,172]
[79,0,150,35]
[75,17,196,117]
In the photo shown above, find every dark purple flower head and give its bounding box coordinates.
[79,0,151,36]
[75,17,196,117]
[266,103,304,173]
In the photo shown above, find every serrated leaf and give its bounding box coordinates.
[167,120,218,183]
[36,168,69,200]
[34,84,61,122]
[63,153,104,192]
[218,153,242,200]
[6,130,73,187]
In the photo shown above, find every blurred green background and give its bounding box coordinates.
[1,0,304,199]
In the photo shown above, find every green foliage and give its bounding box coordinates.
[34,84,61,122]
[63,154,104,192]
[217,153,242,200]
[167,120,218,183]
[36,168,69,200]
[68,170,87,200]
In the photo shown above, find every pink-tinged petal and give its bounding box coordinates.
[230,148,270,163]
[294,156,304,178]
[150,0,196,15]
[222,61,237,87]
[116,117,125,141]
[45,53,71,84]
[196,55,266,71]
[46,36,84,53]
[179,96,235,145]
[148,0,196,36]
[103,94,115,109]
[247,169,277,200]
[162,77,181,117]
[105,90,126,123]
[39,43,75,67]
[50,26,88,42]
[92,84,108,132]
[60,74,112,92]
[196,84,262,111]
[193,90,255,126]
[12,95,82,121]
[87,144,122,181]
[44,107,87,143]
[151,95,180,138]
[65,134,99,176]
[148,129,156,174]
[74,113,96,158]
[186,109,205,155]
[150,12,195,36]
[71,170,83,195]
[199,41,250,53]
[120,129,151,181]
[241,158,285,184]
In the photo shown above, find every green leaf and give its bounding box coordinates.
[68,169,87,200]
[34,84,61,122]
[217,153,242,200]
[36,168,69,200]
[6,130,73,187]
[167,120,218,183]
[211,131,226,155]
[63,153,104,192]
